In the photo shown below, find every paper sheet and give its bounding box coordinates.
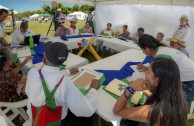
[105,78,128,96]
[130,91,142,104]
[73,72,96,88]
[17,46,31,58]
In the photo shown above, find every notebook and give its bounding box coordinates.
[72,69,104,90]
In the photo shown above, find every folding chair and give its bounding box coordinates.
[0,99,29,126]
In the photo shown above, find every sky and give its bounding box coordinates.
[1,0,73,12]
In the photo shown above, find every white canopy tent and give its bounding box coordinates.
[0,5,18,14]
[29,14,40,18]
[41,0,194,59]
[67,11,87,20]
[41,0,194,7]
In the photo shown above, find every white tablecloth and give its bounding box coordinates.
[44,34,93,50]
[21,53,89,75]
[96,37,140,52]
[78,49,146,126]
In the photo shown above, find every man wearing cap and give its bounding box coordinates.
[174,15,191,41]
[0,9,9,47]
[25,42,99,125]
[169,35,189,57]
[12,21,33,47]
[53,8,67,31]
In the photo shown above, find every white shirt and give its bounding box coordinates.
[132,32,139,41]
[12,28,33,47]
[174,25,191,41]
[69,27,78,35]
[102,29,113,36]
[156,47,194,82]
[25,65,97,119]
[0,22,6,47]
[0,22,6,38]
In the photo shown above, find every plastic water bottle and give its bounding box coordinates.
[29,35,34,48]
[79,28,82,35]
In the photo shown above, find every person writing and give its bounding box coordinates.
[137,34,194,103]
[12,21,33,47]
[114,58,187,126]
[0,47,31,102]
[25,42,99,125]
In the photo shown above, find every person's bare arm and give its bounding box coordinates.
[0,37,8,46]
[11,56,32,75]
[113,78,151,122]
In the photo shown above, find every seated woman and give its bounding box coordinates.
[113,58,187,126]
[54,25,70,36]
[119,25,130,39]
[69,20,78,35]
[100,23,114,36]
[169,35,189,57]
[0,47,31,102]
[82,22,93,34]
[12,21,33,47]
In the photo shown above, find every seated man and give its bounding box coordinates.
[12,21,33,47]
[69,20,78,35]
[82,22,93,34]
[100,23,114,36]
[119,25,130,39]
[54,25,70,36]
[25,42,99,125]
[129,27,144,42]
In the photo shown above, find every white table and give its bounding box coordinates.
[20,53,89,75]
[95,37,140,52]
[78,49,146,126]
[43,34,94,50]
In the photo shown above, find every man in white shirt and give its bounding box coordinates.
[129,27,144,43]
[0,9,9,47]
[12,21,33,47]
[25,42,99,125]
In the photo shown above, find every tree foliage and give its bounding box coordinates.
[15,3,94,19]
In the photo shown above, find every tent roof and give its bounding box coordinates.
[41,0,194,7]
[68,11,86,16]
[0,5,18,14]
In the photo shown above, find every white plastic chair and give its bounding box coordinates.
[188,101,194,120]
[23,119,31,126]
[0,99,29,126]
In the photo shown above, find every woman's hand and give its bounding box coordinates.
[129,78,151,91]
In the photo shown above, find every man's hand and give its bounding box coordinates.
[69,68,79,75]
[90,79,100,89]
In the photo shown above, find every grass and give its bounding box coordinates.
[5,20,86,44]
[5,21,194,126]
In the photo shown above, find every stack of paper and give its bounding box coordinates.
[17,46,31,58]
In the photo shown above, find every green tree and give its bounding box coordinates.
[73,4,80,11]
[42,4,52,14]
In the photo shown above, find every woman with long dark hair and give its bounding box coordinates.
[113,58,187,126]
[136,34,194,103]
